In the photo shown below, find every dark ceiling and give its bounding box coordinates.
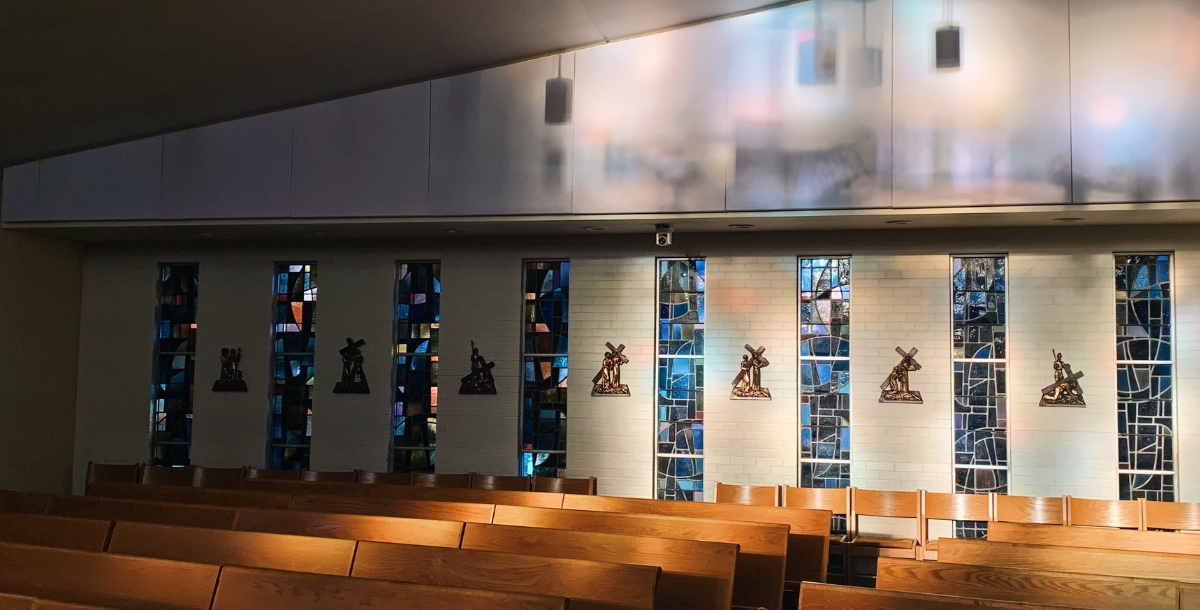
[0,0,795,167]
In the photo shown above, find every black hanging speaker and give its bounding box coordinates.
[935,25,961,68]
[544,77,573,125]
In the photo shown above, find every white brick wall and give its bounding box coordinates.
[1174,249,1200,502]
[705,256,799,500]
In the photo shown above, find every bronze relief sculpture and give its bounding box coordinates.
[1041,350,1085,407]
[880,346,922,403]
[459,341,497,394]
[731,344,771,400]
[333,337,370,394]
[591,342,630,397]
[212,347,247,392]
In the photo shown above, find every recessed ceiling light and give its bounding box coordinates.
[1054,217,1083,223]
[443,228,467,234]
[728,224,755,229]
[885,220,911,226]
[582,226,605,232]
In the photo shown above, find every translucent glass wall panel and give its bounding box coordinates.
[430,55,574,216]
[522,261,570,477]
[393,262,440,473]
[799,258,852,489]
[952,256,1007,539]
[728,2,891,211]
[150,264,199,467]
[1115,255,1174,501]
[1071,1,1200,203]
[893,0,1071,207]
[657,259,705,500]
[574,22,729,214]
[269,263,317,470]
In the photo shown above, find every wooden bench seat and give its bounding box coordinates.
[106,521,357,575]
[798,582,1089,609]
[877,557,1178,610]
[562,493,831,586]
[937,538,1200,584]
[352,541,660,609]
[0,513,111,551]
[45,495,238,529]
[462,522,737,610]
[0,541,219,610]
[89,481,292,509]
[288,493,496,523]
[989,521,1200,555]
[234,507,465,546]
[211,565,569,610]
[496,504,786,610]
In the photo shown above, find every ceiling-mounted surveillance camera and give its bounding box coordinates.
[655,224,673,247]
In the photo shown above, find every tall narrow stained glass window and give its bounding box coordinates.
[269,263,317,470]
[1115,254,1175,501]
[393,262,441,473]
[522,261,569,476]
[799,258,851,491]
[150,264,199,467]
[657,259,705,501]
[952,256,1008,539]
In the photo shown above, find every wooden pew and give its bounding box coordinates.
[0,541,219,609]
[798,582,1090,610]
[1066,497,1142,529]
[288,494,496,523]
[876,557,1177,610]
[413,472,473,488]
[995,495,1065,525]
[493,504,785,610]
[139,465,195,487]
[0,513,111,551]
[463,522,737,610]
[243,467,300,481]
[300,469,357,483]
[234,508,464,547]
[32,602,117,610]
[241,477,567,508]
[533,476,596,495]
[45,495,238,529]
[0,594,35,610]
[357,470,413,485]
[84,462,141,493]
[937,538,1200,584]
[989,521,1200,555]
[191,466,244,489]
[0,596,115,610]
[89,481,292,509]
[211,565,569,610]
[352,541,659,609]
[0,490,51,514]
[472,474,532,491]
[562,493,831,586]
[106,521,356,575]
[715,483,778,506]
[1145,500,1200,531]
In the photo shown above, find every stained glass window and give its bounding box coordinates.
[269,263,317,470]
[150,264,199,467]
[799,258,851,491]
[393,262,440,473]
[657,259,705,501]
[522,260,569,477]
[952,256,1008,539]
[1115,254,1175,502]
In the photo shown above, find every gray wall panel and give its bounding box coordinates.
[1071,0,1200,203]
[162,112,293,219]
[39,138,163,221]
[573,21,730,214]
[1,162,40,222]
[726,0,892,211]
[429,54,573,216]
[291,84,431,218]
[892,0,1071,207]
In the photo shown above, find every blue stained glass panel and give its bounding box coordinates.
[150,263,199,467]
[394,262,440,473]
[269,262,316,470]
[523,260,569,477]
[657,259,705,500]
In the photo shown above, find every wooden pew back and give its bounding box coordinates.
[413,472,473,488]
[532,476,596,495]
[107,521,356,575]
[877,557,1176,610]
[937,538,1200,584]
[352,541,659,609]
[994,495,1065,525]
[0,541,219,610]
[0,489,52,514]
[989,521,1200,555]
[300,470,357,483]
[462,522,737,610]
[89,481,292,509]
[139,465,195,487]
[1066,497,1142,529]
[1145,500,1200,531]
[472,474,532,491]
[211,565,569,610]
[243,467,300,481]
[0,513,112,551]
[799,582,1096,610]
[0,594,120,609]
[46,495,238,529]
[357,471,413,485]
[715,483,778,506]
[243,478,566,507]
[494,504,787,610]
[191,467,244,489]
[234,508,464,547]
[288,494,496,523]
[85,463,141,492]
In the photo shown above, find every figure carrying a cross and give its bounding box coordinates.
[459,341,497,394]
[591,342,630,396]
[880,346,923,403]
[1040,350,1086,407]
[333,337,370,394]
[731,344,771,400]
